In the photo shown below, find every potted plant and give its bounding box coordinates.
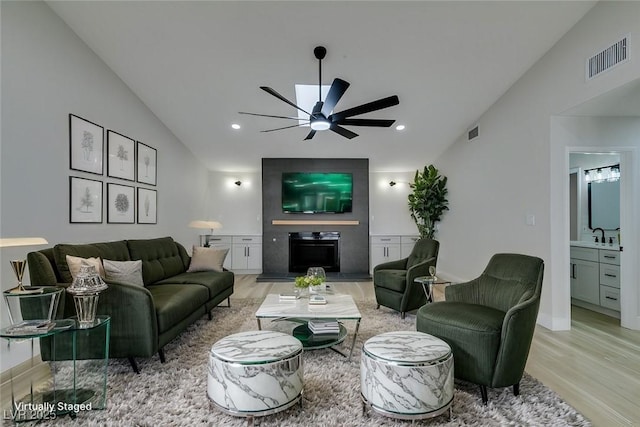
[408,164,449,239]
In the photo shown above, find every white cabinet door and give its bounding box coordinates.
[401,236,420,258]
[246,244,262,271]
[570,258,600,305]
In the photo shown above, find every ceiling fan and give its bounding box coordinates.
[239,46,400,140]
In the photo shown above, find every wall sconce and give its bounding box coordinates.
[234,181,242,186]
[389,181,396,187]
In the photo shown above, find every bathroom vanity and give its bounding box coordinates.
[570,241,621,318]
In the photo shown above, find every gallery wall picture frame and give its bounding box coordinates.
[107,130,136,181]
[69,176,103,223]
[137,188,157,224]
[107,183,135,224]
[137,142,157,186]
[70,114,104,175]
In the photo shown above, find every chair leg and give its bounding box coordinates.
[401,312,406,320]
[513,382,520,396]
[128,357,140,374]
[159,348,166,363]
[479,385,488,405]
[208,311,213,320]
[376,304,380,309]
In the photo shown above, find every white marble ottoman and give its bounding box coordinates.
[207,330,303,418]
[361,331,454,421]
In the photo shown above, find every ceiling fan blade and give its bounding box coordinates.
[331,95,399,121]
[330,123,358,139]
[321,78,350,117]
[304,130,316,140]
[260,86,311,115]
[336,118,395,127]
[260,124,305,133]
[239,112,308,121]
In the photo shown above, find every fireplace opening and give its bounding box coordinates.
[289,232,340,273]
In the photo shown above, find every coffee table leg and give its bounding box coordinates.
[256,318,262,330]
[348,319,361,362]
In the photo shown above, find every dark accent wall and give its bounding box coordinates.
[262,158,369,275]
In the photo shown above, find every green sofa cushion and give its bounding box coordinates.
[155,271,234,300]
[53,241,130,283]
[417,301,505,385]
[147,284,208,333]
[127,237,186,285]
[373,269,407,293]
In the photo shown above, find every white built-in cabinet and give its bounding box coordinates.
[370,235,420,274]
[231,236,262,274]
[570,245,620,314]
[206,235,262,274]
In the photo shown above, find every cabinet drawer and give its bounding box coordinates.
[600,264,620,288]
[600,285,620,311]
[599,250,620,265]
[570,246,598,262]
[232,235,262,244]
[207,236,232,245]
[371,236,400,244]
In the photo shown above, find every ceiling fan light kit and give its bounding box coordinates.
[240,46,399,140]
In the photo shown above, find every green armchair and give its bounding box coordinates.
[373,238,439,319]
[416,253,544,404]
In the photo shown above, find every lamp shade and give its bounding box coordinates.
[0,237,48,248]
[188,220,223,230]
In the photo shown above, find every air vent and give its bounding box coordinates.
[468,126,479,141]
[586,35,629,80]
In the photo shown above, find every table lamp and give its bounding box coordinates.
[189,220,223,247]
[0,237,49,294]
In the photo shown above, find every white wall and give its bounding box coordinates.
[206,171,262,235]
[434,2,640,329]
[369,171,419,236]
[0,2,209,371]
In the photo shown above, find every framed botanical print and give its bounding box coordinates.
[69,176,103,223]
[137,188,157,224]
[69,114,104,175]
[137,142,157,185]
[107,183,135,224]
[107,130,135,181]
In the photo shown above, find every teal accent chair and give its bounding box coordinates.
[416,253,544,404]
[373,238,439,319]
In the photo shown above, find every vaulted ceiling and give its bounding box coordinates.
[47,1,596,172]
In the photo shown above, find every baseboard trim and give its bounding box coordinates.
[1,356,51,410]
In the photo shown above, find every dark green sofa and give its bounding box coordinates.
[27,236,234,373]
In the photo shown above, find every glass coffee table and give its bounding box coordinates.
[255,293,361,361]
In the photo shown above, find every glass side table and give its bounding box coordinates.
[1,316,110,423]
[1,319,75,423]
[413,277,452,303]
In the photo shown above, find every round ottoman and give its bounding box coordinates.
[361,331,454,420]
[207,330,303,418]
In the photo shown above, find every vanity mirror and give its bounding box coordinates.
[588,179,620,230]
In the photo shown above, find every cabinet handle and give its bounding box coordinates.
[247,247,250,257]
[570,263,576,279]
[604,273,617,278]
[605,296,618,301]
[242,238,252,241]
[603,255,616,259]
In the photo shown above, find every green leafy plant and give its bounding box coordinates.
[408,164,449,239]
[294,275,324,288]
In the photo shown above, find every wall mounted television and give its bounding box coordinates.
[282,172,353,214]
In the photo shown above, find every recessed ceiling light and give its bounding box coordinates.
[231,123,241,130]
[395,125,405,131]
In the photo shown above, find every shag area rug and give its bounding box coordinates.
[40,298,590,426]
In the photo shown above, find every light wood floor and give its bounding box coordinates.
[234,275,640,427]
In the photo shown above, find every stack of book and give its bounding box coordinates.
[308,294,327,305]
[308,319,340,335]
[4,320,55,336]
[279,292,299,301]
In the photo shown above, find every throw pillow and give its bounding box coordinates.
[103,259,144,287]
[65,255,106,279]
[187,246,229,273]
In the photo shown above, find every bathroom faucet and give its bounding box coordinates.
[592,228,605,243]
